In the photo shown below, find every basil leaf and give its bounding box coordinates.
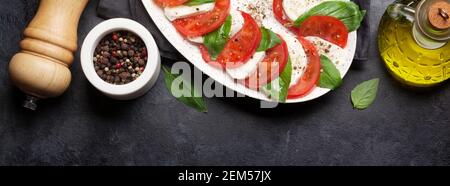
[262,57,292,103]
[203,15,232,60]
[185,0,215,6]
[162,66,208,113]
[294,1,366,32]
[257,27,282,52]
[351,78,380,110]
[257,28,270,52]
[318,55,342,90]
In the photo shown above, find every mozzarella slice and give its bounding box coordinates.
[187,36,204,44]
[226,52,266,80]
[229,10,245,37]
[305,36,351,72]
[164,3,215,21]
[282,0,348,21]
[277,33,308,87]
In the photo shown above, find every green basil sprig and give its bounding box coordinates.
[186,0,215,6]
[262,57,292,103]
[203,15,232,60]
[318,55,342,90]
[351,78,380,110]
[257,27,282,52]
[162,66,208,113]
[294,1,366,32]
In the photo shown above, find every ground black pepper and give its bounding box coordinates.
[93,31,147,85]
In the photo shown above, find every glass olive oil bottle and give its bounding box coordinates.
[378,0,450,87]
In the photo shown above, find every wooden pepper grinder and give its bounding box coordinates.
[9,0,89,110]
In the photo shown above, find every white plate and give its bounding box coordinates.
[141,0,357,103]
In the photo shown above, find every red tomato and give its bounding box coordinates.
[216,11,261,68]
[288,37,321,99]
[244,35,289,89]
[199,45,213,62]
[199,44,223,68]
[154,0,189,7]
[172,0,230,37]
[298,16,348,48]
[273,0,300,33]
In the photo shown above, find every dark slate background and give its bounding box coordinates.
[0,0,449,166]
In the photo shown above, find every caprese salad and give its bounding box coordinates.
[154,0,365,102]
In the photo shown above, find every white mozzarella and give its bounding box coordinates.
[305,36,351,72]
[278,33,308,87]
[226,52,266,80]
[164,3,215,21]
[229,10,245,37]
[282,0,348,21]
[187,36,204,44]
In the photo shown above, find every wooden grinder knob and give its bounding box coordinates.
[9,0,89,110]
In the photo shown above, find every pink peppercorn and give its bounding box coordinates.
[112,34,118,41]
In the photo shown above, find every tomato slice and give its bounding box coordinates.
[172,0,230,37]
[288,37,321,99]
[216,12,261,68]
[199,44,224,68]
[298,16,348,48]
[154,0,190,7]
[244,35,289,89]
[273,0,300,33]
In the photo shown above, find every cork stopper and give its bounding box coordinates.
[428,1,450,30]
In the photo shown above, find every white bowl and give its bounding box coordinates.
[81,18,161,100]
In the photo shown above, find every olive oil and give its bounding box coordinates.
[378,0,450,87]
